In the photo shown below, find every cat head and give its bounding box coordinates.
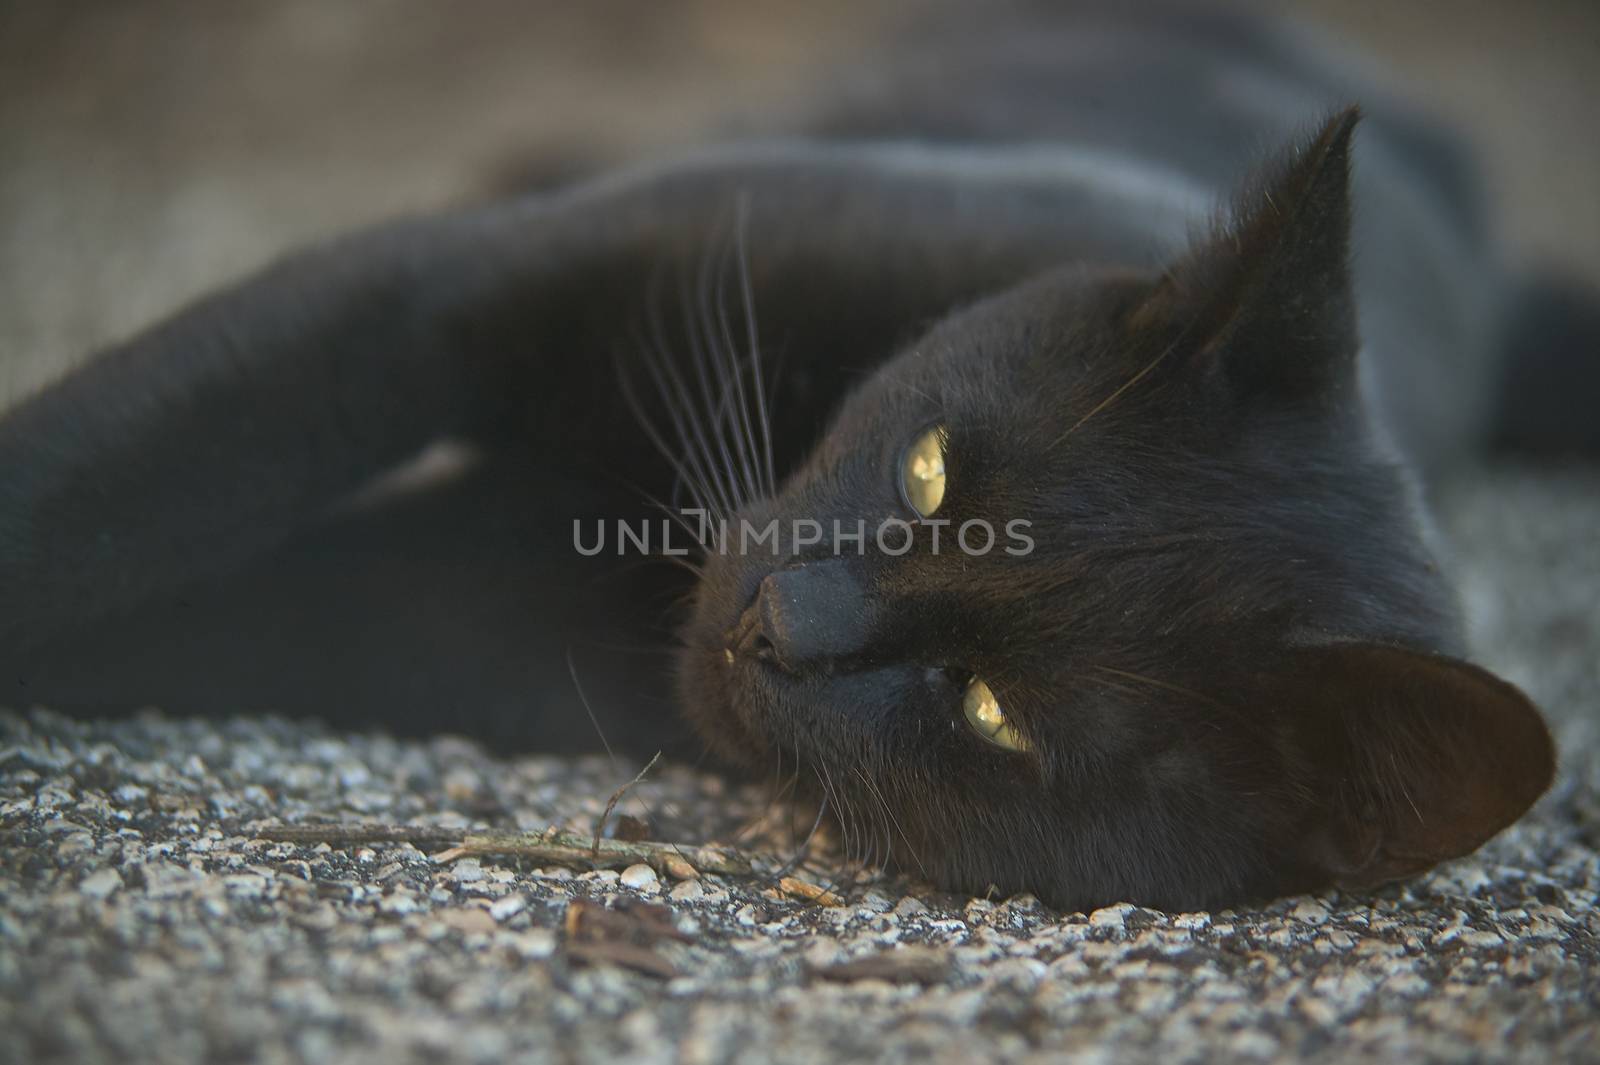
[676,109,1553,910]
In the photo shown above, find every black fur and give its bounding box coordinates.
[0,7,1557,909]
[1491,273,1600,456]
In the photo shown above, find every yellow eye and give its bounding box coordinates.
[963,676,1029,753]
[901,425,947,517]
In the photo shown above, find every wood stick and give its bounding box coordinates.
[255,823,770,878]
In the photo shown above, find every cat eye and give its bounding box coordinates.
[963,676,1029,752]
[901,424,948,517]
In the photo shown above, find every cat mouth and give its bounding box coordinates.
[724,598,788,672]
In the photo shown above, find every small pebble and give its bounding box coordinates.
[451,860,485,883]
[893,896,930,918]
[1089,903,1135,929]
[78,868,123,900]
[1291,899,1331,926]
[489,894,527,921]
[668,880,706,903]
[619,864,659,891]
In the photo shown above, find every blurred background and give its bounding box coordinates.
[1,0,1597,406]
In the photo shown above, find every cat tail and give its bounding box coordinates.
[1488,270,1600,456]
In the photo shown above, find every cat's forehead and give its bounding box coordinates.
[833,271,1149,441]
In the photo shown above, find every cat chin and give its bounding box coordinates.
[673,642,771,768]
[678,631,941,771]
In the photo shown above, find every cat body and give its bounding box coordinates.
[0,5,1556,908]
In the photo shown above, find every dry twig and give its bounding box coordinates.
[256,823,769,878]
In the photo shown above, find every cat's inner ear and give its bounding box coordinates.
[1271,643,1555,888]
[1133,106,1362,400]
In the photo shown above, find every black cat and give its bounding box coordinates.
[0,6,1568,909]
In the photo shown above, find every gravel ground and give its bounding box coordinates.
[2,466,1597,1065]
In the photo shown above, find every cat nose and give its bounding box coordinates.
[731,560,872,670]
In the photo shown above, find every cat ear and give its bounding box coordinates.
[1274,643,1554,888]
[1133,107,1361,401]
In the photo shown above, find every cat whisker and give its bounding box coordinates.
[565,645,616,766]
[733,196,777,498]
[566,638,682,656]
[818,761,854,867]
[623,215,780,540]
[832,763,872,874]
[639,302,739,525]
[1053,324,1191,446]
[618,334,728,539]
[642,485,710,545]
[898,379,941,408]
[1390,751,1425,825]
[730,744,799,845]
[578,495,705,579]
[1080,673,1148,705]
[764,771,820,885]
[850,762,884,874]
[1088,664,1229,713]
[772,743,783,811]
[681,250,749,516]
[869,797,889,875]
[639,493,710,577]
[641,262,738,522]
[629,321,718,519]
[566,646,681,843]
[707,341,780,495]
[855,764,926,878]
[842,778,867,870]
[784,766,808,854]
[809,766,856,899]
[598,464,711,557]
[815,761,843,862]
[710,228,765,508]
[654,554,705,578]
[608,526,706,580]
[771,765,829,882]
[807,765,837,857]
